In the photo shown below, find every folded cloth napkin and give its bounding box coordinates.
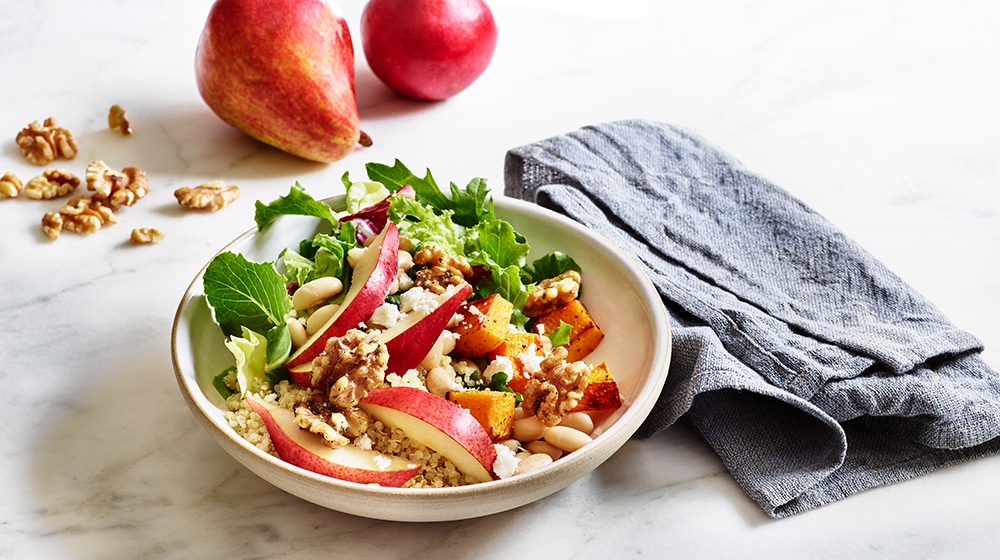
[503,119,1000,518]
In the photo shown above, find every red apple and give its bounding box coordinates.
[195,0,371,162]
[382,283,471,375]
[285,222,399,376]
[359,386,497,482]
[245,393,419,486]
[360,0,498,101]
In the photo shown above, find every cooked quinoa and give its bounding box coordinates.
[224,378,476,488]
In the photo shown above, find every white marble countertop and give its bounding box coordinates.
[4,0,1000,558]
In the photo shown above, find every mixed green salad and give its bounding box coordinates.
[203,160,579,398]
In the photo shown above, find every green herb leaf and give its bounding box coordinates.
[212,366,237,399]
[524,252,581,283]
[203,252,291,336]
[547,321,573,347]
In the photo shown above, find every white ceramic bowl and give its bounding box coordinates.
[171,195,670,522]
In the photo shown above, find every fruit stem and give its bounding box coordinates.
[358,130,373,147]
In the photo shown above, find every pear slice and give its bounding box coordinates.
[245,393,418,486]
[360,387,497,483]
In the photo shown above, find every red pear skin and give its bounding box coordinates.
[195,0,364,162]
[383,283,472,375]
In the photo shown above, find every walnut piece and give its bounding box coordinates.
[24,169,80,200]
[521,346,591,427]
[311,329,388,408]
[1,172,23,199]
[107,104,132,135]
[130,227,164,244]
[524,270,581,317]
[86,161,148,210]
[294,403,351,448]
[174,180,240,211]
[412,243,473,294]
[16,118,77,165]
[41,195,119,240]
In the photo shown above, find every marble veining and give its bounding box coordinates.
[3,0,1000,558]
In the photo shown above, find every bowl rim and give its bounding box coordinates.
[170,194,671,518]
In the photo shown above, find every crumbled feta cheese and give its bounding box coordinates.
[483,356,514,384]
[518,343,544,374]
[492,444,520,479]
[399,286,426,313]
[373,454,392,471]
[369,302,402,327]
[354,433,373,451]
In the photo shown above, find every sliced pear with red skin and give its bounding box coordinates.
[359,386,497,482]
[245,393,419,486]
[381,282,471,376]
[284,221,400,376]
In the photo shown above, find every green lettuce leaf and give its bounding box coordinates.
[203,251,291,337]
[254,182,338,231]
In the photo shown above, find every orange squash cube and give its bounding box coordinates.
[571,362,622,412]
[447,390,517,440]
[451,293,513,358]
[532,299,604,361]
[487,331,545,393]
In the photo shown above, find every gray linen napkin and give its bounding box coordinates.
[503,119,1000,517]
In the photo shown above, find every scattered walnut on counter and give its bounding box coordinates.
[86,161,148,210]
[412,243,473,294]
[23,169,80,200]
[42,194,119,239]
[130,227,164,244]
[0,172,23,199]
[521,346,591,427]
[107,104,132,135]
[523,270,581,317]
[174,180,240,211]
[15,118,77,165]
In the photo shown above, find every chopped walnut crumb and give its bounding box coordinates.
[294,403,351,448]
[130,227,164,244]
[412,243,473,294]
[1,172,23,199]
[174,180,240,211]
[521,346,591,427]
[24,169,80,200]
[107,104,132,135]
[15,118,77,165]
[311,329,388,408]
[524,270,581,317]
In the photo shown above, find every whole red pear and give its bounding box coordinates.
[195,0,369,163]
[360,0,498,101]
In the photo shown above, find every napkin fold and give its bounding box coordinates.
[503,119,1000,517]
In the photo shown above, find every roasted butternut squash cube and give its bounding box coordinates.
[487,332,545,393]
[451,293,514,358]
[532,299,604,361]
[571,362,622,412]
[447,390,517,440]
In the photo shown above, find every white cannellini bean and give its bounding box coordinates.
[514,452,553,475]
[420,330,457,370]
[557,411,595,435]
[286,318,308,348]
[292,276,344,310]
[512,415,547,442]
[543,425,593,453]
[513,407,532,421]
[426,366,462,398]
[397,249,413,272]
[306,303,340,335]
[524,440,562,461]
[347,246,367,269]
[500,439,520,453]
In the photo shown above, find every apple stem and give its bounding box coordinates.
[358,130,373,147]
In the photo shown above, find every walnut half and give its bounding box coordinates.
[174,181,240,211]
[0,172,23,199]
[15,118,77,165]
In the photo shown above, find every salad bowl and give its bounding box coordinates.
[171,192,671,522]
